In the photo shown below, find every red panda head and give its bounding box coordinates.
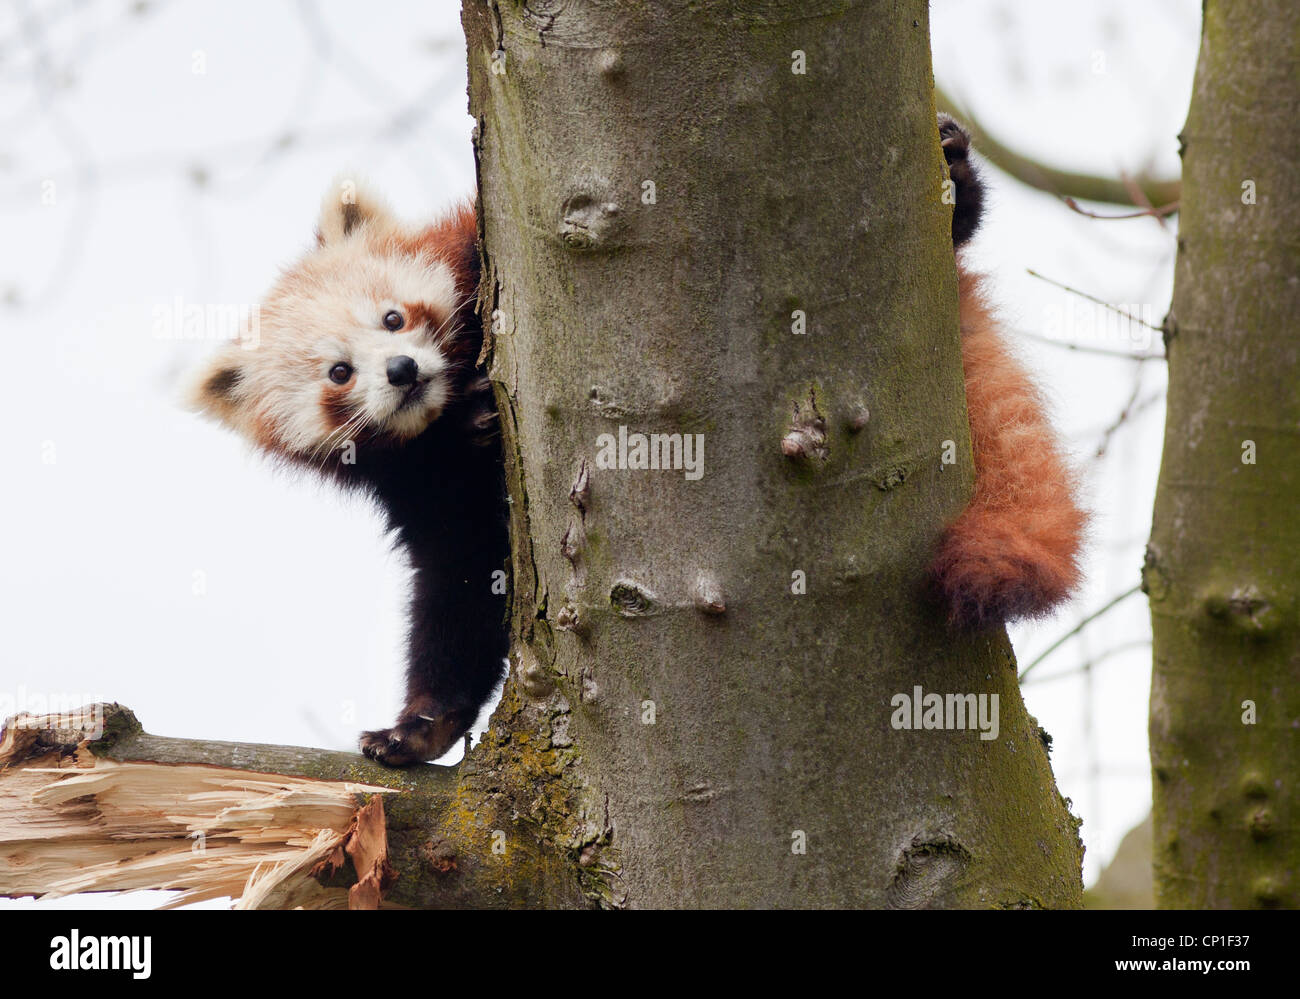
[187,178,468,464]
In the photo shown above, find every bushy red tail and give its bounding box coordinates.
[931,266,1088,627]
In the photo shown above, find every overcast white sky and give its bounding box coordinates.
[0,0,1199,906]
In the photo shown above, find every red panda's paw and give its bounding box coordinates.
[459,375,500,447]
[360,709,472,767]
[938,113,984,248]
[928,508,1083,629]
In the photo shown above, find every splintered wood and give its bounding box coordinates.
[0,711,395,909]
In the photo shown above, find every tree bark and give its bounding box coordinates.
[1145,0,1300,909]
[466,0,1081,907]
[1,704,596,908]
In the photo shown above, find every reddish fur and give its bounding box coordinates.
[401,302,449,336]
[319,382,354,432]
[412,199,477,283]
[930,263,1088,627]
[252,412,281,454]
[404,200,480,368]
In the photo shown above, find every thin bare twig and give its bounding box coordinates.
[1094,390,1166,461]
[1018,584,1144,681]
[1120,170,1172,230]
[1026,269,1165,331]
[1020,639,1151,686]
[1017,328,1165,361]
[1063,196,1180,220]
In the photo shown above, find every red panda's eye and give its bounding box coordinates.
[328,363,353,385]
[382,310,404,331]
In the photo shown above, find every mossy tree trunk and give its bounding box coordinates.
[453,0,1082,908]
[1145,0,1300,909]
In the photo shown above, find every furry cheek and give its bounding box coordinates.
[320,381,358,432]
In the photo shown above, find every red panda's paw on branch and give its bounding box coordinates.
[928,503,1084,629]
[360,709,473,767]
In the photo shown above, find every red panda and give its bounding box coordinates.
[187,117,1084,766]
[935,115,1087,626]
[189,184,504,767]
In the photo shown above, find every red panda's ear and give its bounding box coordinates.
[316,175,399,246]
[184,346,249,429]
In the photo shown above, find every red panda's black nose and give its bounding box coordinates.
[387,355,418,387]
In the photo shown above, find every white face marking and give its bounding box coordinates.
[227,237,461,456]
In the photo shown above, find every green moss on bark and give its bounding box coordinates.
[1147,0,1300,909]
